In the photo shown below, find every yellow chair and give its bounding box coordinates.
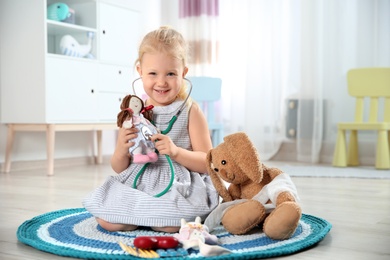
[333,67,390,170]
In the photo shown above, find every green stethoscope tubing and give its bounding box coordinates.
[160,115,177,135]
[132,155,174,198]
[131,77,192,197]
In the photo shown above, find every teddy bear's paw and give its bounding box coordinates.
[263,201,302,240]
[222,200,266,235]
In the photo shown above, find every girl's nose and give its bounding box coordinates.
[156,76,167,87]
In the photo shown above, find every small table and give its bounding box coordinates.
[2,123,118,176]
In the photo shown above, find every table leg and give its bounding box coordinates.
[46,124,55,176]
[3,124,15,173]
[96,130,103,164]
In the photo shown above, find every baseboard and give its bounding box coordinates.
[0,155,112,173]
[271,140,376,166]
[0,141,378,172]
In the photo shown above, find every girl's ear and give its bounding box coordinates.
[182,66,188,77]
[136,64,142,76]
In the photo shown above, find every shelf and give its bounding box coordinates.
[47,20,97,36]
[46,53,99,62]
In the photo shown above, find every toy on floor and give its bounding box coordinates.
[59,32,95,58]
[120,236,183,258]
[174,217,231,256]
[133,236,179,250]
[117,94,159,164]
[119,240,188,258]
[204,132,302,240]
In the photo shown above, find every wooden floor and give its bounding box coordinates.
[1,163,389,260]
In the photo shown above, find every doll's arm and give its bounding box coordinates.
[122,118,133,129]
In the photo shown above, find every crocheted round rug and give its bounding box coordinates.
[17,208,331,259]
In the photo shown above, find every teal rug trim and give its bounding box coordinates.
[17,208,332,259]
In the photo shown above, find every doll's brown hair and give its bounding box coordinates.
[117,95,153,127]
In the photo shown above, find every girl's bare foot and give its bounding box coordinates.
[96,218,138,232]
[151,226,180,233]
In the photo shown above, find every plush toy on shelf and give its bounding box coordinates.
[47,2,75,24]
[204,132,302,240]
[47,2,70,21]
[117,94,159,164]
[59,32,95,58]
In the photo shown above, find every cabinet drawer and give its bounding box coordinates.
[97,92,127,122]
[46,57,99,122]
[98,63,133,93]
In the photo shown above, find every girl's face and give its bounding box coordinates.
[137,52,188,107]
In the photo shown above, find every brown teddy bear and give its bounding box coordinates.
[204,132,302,240]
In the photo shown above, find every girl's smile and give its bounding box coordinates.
[155,89,170,94]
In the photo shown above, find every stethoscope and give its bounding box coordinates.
[131,77,193,197]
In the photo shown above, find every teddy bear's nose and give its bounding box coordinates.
[210,162,218,172]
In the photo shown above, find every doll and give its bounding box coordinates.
[117,95,158,164]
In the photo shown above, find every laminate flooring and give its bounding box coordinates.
[1,163,389,260]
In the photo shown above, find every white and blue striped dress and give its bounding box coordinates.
[83,100,219,227]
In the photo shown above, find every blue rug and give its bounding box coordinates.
[17,208,331,259]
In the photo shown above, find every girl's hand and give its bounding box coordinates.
[111,126,139,173]
[116,126,138,156]
[151,134,179,158]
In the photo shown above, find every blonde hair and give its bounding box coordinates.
[136,26,190,101]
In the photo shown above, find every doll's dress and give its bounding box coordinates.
[83,100,219,227]
[128,114,158,163]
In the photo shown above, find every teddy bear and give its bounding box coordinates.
[204,132,302,240]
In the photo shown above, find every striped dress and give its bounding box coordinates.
[82,100,219,227]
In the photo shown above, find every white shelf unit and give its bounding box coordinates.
[0,0,142,175]
[46,0,98,57]
[1,0,141,123]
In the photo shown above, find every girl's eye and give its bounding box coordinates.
[167,72,176,76]
[148,72,157,75]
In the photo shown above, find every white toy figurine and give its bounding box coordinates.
[60,32,95,58]
[174,217,231,256]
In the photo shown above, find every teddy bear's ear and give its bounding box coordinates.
[206,150,233,202]
[224,132,263,183]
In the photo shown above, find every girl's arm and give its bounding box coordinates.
[151,102,212,173]
[111,127,138,173]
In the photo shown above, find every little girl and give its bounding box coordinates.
[83,26,219,233]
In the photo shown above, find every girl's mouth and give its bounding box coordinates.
[155,89,169,94]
